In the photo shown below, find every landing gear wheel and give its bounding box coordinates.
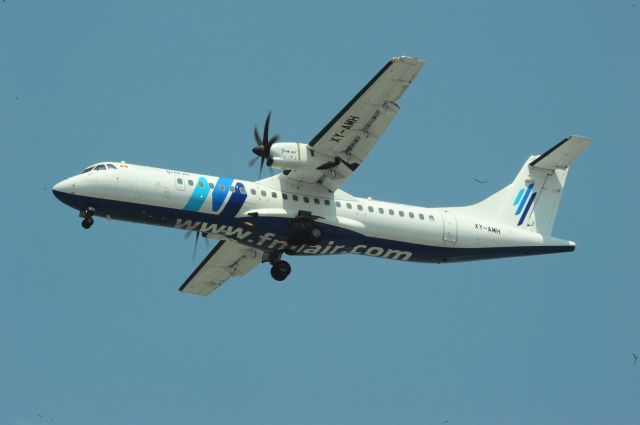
[309,226,322,243]
[270,260,291,281]
[81,217,94,229]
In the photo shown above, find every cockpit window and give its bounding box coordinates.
[95,164,107,171]
[107,164,117,170]
[81,166,94,174]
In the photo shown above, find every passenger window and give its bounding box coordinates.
[378,207,384,214]
[303,196,309,203]
[389,209,394,215]
[188,180,194,186]
[198,181,204,187]
[107,164,117,170]
[409,212,415,219]
[292,195,299,201]
[314,198,320,205]
[429,215,435,222]
[347,203,352,209]
[336,201,342,208]
[399,211,404,217]
[209,183,214,189]
[419,213,425,220]
[230,185,235,192]
[368,206,374,212]
[219,184,225,191]
[357,204,363,211]
[282,193,288,200]
[272,192,277,198]
[324,199,330,206]
[250,189,256,195]
[239,187,246,195]
[261,190,267,197]
[95,164,106,171]
[177,178,183,184]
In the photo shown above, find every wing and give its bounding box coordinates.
[286,56,424,191]
[179,240,264,296]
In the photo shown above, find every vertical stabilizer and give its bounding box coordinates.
[463,136,590,236]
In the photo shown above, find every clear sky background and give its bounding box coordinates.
[1,1,638,424]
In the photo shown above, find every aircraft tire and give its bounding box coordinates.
[270,260,291,281]
[81,217,94,229]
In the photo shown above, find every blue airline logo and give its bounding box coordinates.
[183,177,247,216]
[513,183,537,226]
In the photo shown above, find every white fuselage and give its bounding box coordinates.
[52,162,574,264]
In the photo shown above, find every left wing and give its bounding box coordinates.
[286,56,424,191]
[179,240,264,296]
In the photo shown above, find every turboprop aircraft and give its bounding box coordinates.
[52,56,591,296]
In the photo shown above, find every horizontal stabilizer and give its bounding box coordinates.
[529,135,591,170]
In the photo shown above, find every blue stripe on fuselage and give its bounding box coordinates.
[183,177,210,211]
[212,177,233,212]
[220,182,247,218]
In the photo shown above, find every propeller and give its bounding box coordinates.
[184,230,210,260]
[249,111,279,177]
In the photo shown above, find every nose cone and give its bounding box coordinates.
[52,179,75,203]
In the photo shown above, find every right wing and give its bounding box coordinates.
[179,240,264,296]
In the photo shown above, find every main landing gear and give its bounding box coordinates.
[268,252,291,282]
[79,207,95,229]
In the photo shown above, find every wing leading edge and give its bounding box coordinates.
[179,240,264,296]
[286,56,425,191]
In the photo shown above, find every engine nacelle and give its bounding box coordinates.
[267,142,332,171]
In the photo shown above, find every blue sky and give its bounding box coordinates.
[1,1,639,424]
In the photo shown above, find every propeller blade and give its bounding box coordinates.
[253,125,262,147]
[267,134,280,147]
[263,111,271,148]
[249,111,278,177]
[192,231,200,261]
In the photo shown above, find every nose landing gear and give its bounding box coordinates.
[79,207,95,229]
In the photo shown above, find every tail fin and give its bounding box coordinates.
[465,135,591,236]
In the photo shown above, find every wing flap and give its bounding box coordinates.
[179,240,264,296]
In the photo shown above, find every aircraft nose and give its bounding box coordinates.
[52,179,74,200]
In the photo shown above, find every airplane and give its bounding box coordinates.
[52,56,591,296]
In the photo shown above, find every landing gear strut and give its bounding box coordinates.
[268,252,291,282]
[79,207,95,229]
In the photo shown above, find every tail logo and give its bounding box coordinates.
[513,183,537,226]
